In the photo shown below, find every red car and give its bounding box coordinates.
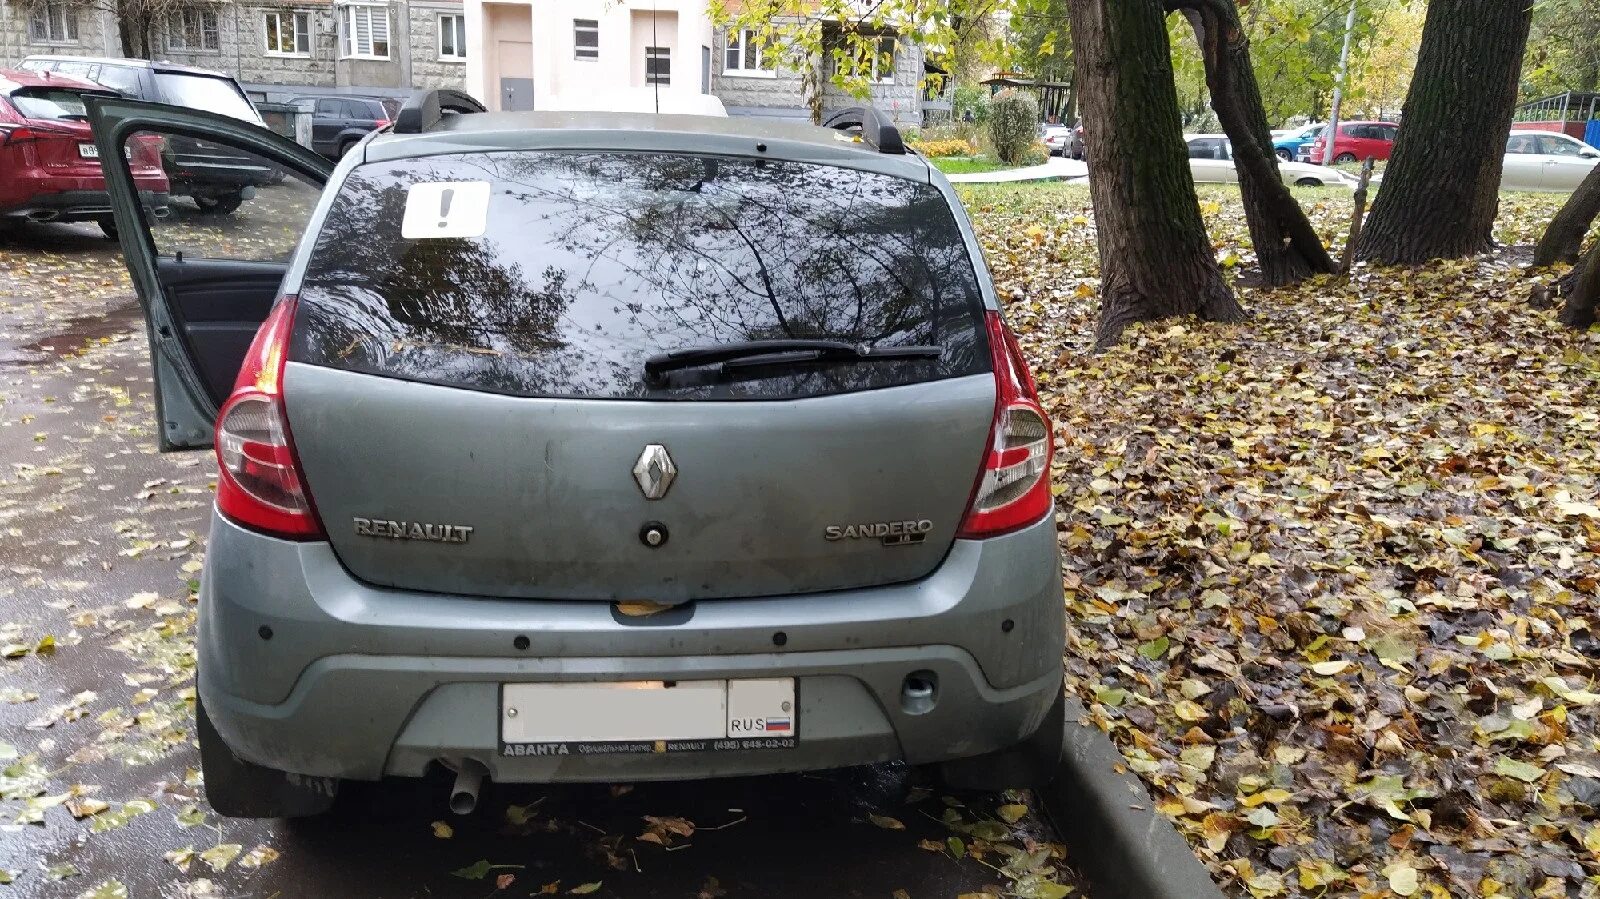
[1303,120,1399,164]
[0,68,169,238]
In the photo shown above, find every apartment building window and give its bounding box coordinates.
[340,4,390,59]
[832,35,896,84]
[645,46,670,85]
[724,27,774,76]
[167,7,221,52]
[29,3,78,43]
[870,36,896,83]
[574,19,598,60]
[438,13,466,60]
[264,10,312,56]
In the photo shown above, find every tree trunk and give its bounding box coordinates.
[1534,162,1600,268]
[1068,0,1245,347]
[1353,0,1532,265]
[1175,0,1337,286]
[116,5,138,58]
[1562,239,1600,329]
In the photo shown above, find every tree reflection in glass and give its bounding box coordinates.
[293,151,987,400]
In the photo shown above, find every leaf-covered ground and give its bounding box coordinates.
[962,182,1600,898]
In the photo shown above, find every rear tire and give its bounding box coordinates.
[1334,152,1357,164]
[96,216,119,240]
[336,138,357,159]
[937,685,1065,791]
[193,191,244,215]
[1295,177,1322,187]
[197,696,339,818]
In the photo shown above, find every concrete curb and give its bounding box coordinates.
[1039,699,1228,899]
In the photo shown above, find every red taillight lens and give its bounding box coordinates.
[958,310,1054,539]
[373,118,390,129]
[0,125,39,145]
[214,296,325,539]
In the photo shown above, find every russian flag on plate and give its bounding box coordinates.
[765,718,791,733]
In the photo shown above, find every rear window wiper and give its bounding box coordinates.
[644,339,942,385]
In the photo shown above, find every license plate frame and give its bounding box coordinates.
[499,678,797,757]
[77,142,99,159]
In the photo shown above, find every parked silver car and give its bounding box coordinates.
[87,92,1067,817]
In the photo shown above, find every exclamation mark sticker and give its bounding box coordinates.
[437,187,455,229]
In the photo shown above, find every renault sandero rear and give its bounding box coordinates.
[86,91,1067,818]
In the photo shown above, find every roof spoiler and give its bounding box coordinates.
[822,106,906,155]
[393,89,487,135]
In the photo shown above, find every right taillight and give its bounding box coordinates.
[214,296,325,540]
[958,311,1054,539]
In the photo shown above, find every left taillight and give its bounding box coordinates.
[958,310,1055,539]
[214,296,325,540]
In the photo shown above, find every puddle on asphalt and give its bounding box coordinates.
[0,302,143,366]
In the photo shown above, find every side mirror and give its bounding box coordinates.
[1583,150,1600,160]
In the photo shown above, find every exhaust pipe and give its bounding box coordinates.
[26,210,58,222]
[448,760,486,815]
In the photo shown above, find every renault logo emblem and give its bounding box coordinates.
[632,444,676,500]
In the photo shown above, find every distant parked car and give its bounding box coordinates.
[1272,123,1325,161]
[1503,131,1600,191]
[288,95,396,159]
[0,67,168,238]
[1041,123,1073,157]
[1186,134,1354,188]
[1302,121,1398,164]
[21,55,273,214]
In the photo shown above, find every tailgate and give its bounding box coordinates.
[285,365,994,601]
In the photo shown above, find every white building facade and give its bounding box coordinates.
[463,0,713,112]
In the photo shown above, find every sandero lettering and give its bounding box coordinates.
[823,519,934,545]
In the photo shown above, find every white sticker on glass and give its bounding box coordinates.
[400,181,491,239]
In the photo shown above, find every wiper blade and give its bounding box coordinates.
[644,339,941,383]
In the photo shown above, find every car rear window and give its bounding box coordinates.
[7,87,96,121]
[291,151,989,400]
[153,72,262,125]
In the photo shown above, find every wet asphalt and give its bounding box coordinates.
[0,220,1086,899]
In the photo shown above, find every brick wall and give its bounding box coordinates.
[0,0,463,93]
[711,27,923,126]
[0,2,120,66]
[408,0,467,89]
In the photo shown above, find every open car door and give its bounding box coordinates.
[86,96,334,449]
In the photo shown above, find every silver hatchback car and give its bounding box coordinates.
[88,91,1066,818]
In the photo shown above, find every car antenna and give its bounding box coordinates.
[651,0,660,114]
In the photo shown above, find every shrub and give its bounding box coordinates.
[1019,140,1050,167]
[910,138,978,158]
[988,89,1040,166]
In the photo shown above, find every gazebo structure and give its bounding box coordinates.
[980,73,1074,123]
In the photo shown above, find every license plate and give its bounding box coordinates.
[500,678,796,756]
[77,144,130,159]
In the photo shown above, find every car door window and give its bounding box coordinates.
[93,65,143,97]
[1539,136,1586,157]
[1188,138,1224,160]
[1507,134,1541,154]
[316,98,341,117]
[130,128,321,263]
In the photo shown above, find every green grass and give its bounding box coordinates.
[930,156,1015,175]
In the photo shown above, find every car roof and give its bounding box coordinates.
[0,67,105,93]
[24,54,237,79]
[366,110,932,178]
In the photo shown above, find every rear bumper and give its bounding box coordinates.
[198,512,1066,783]
[0,189,170,223]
